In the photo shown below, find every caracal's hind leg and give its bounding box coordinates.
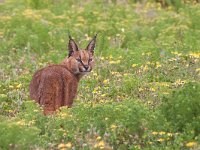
[38,75,56,115]
[63,80,78,108]
[54,76,64,110]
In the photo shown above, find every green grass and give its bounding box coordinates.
[0,0,200,149]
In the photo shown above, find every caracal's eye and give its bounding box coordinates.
[88,58,93,62]
[76,58,82,63]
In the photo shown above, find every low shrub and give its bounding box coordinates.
[161,82,200,135]
[0,121,40,150]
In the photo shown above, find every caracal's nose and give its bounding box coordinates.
[84,65,89,70]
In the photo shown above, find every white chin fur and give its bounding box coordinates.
[74,70,89,75]
[80,72,89,75]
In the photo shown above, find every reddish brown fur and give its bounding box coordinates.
[30,35,96,115]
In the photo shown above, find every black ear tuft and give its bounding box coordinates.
[86,34,97,53]
[68,34,79,57]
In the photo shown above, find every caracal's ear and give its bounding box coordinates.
[68,34,79,57]
[86,34,97,54]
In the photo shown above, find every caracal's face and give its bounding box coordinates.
[70,50,94,75]
[67,34,97,75]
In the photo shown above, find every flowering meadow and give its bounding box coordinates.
[0,0,200,149]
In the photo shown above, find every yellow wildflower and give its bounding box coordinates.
[58,142,72,149]
[92,90,97,94]
[28,120,35,126]
[99,100,104,103]
[163,92,169,95]
[33,109,39,112]
[159,82,169,87]
[167,133,173,137]
[157,138,165,142]
[134,145,141,149]
[152,131,158,135]
[146,52,152,56]
[171,51,182,56]
[132,64,138,68]
[196,68,200,72]
[0,94,7,98]
[0,16,11,21]
[109,60,121,64]
[155,62,162,68]
[103,79,109,85]
[185,142,197,147]
[138,88,143,92]
[189,52,200,58]
[16,120,26,126]
[23,9,41,20]
[174,79,187,85]
[159,131,166,135]
[0,32,3,37]
[94,141,105,149]
[167,6,173,10]
[150,87,156,92]
[9,85,14,89]
[16,83,22,89]
[101,94,106,97]
[111,71,119,75]
[54,15,65,19]
[146,61,151,65]
[60,39,65,43]
[96,136,101,140]
[58,143,65,149]
[142,65,149,71]
[168,58,177,62]
[58,128,65,132]
[66,142,72,148]
[93,72,98,76]
[77,16,85,22]
[116,33,120,37]
[60,112,68,118]
[63,132,67,136]
[109,55,113,59]
[110,124,117,130]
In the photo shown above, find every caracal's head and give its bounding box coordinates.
[66,34,97,76]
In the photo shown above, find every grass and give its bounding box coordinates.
[0,0,200,149]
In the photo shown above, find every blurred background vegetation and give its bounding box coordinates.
[0,0,200,149]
